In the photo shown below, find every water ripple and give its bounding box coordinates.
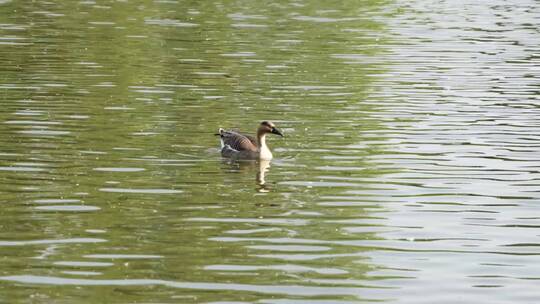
[0,275,369,297]
[99,188,182,194]
[0,238,106,246]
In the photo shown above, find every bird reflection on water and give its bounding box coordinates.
[256,160,271,192]
[221,159,273,193]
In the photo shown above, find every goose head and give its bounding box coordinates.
[258,121,284,137]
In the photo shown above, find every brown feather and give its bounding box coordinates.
[220,130,258,152]
[244,134,258,146]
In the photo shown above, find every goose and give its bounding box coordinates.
[217,121,283,160]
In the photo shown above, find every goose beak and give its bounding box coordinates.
[271,127,284,137]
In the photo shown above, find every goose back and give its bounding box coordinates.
[219,129,258,152]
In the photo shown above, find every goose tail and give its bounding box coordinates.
[216,128,225,149]
[214,128,224,136]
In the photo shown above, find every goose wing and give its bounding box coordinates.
[227,128,257,146]
[244,134,258,146]
[219,129,258,152]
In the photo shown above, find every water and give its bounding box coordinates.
[0,0,539,303]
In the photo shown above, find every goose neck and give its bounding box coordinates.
[257,132,267,148]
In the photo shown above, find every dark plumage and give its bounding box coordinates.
[217,121,283,160]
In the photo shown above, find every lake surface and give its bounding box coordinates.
[0,0,539,303]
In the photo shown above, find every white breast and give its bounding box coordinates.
[259,145,273,160]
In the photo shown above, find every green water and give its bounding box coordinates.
[1,0,540,303]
